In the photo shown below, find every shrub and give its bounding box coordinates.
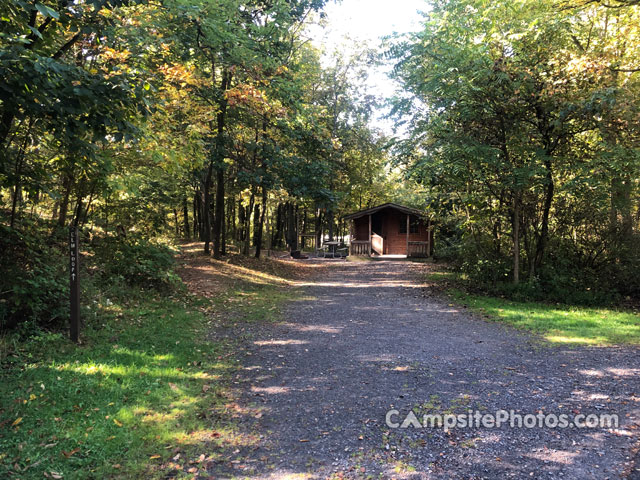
[0,216,182,332]
[456,236,624,306]
[91,234,179,290]
[602,235,640,300]
[0,225,68,330]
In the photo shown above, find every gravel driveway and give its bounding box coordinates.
[209,260,640,479]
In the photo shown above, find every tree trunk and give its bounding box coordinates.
[512,196,520,285]
[226,195,234,247]
[327,209,334,241]
[300,208,308,249]
[182,195,190,239]
[9,124,33,228]
[255,187,268,258]
[212,162,226,259]
[192,193,198,238]
[620,176,633,240]
[221,190,226,256]
[9,172,22,229]
[609,177,619,231]
[72,192,84,227]
[315,207,323,250]
[51,200,59,223]
[80,183,96,226]
[252,203,261,247]
[238,200,246,243]
[230,197,237,244]
[57,174,73,228]
[534,157,554,273]
[287,202,298,251]
[212,69,232,258]
[272,203,284,248]
[202,166,214,254]
[266,202,272,252]
[243,190,255,255]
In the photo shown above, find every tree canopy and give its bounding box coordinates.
[389,0,639,302]
[1,0,638,331]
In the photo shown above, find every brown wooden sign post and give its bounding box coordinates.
[69,226,80,343]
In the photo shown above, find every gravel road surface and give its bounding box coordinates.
[209,260,640,479]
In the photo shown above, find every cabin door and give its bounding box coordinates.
[371,214,384,255]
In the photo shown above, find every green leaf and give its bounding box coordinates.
[27,25,42,39]
[35,3,60,20]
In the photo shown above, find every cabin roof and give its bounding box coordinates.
[343,202,427,221]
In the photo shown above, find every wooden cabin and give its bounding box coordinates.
[344,203,433,257]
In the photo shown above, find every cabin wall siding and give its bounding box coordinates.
[354,217,369,240]
[382,214,429,255]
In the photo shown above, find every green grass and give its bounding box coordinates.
[452,290,640,346]
[0,269,290,479]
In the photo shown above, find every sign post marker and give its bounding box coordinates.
[69,226,80,343]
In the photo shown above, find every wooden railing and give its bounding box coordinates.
[408,241,429,257]
[350,240,370,256]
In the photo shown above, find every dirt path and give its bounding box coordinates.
[208,259,640,479]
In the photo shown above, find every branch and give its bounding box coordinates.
[570,35,585,52]
[195,21,213,54]
[52,33,80,60]
[610,66,640,72]
[560,0,639,9]
[25,0,72,50]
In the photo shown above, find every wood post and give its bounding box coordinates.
[368,214,372,256]
[432,221,435,257]
[406,214,410,257]
[349,220,354,255]
[427,218,431,257]
[69,226,80,343]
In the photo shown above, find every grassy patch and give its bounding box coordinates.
[0,291,233,479]
[0,250,297,479]
[452,290,640,346]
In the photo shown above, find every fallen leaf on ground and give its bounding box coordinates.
[62,448,80,458]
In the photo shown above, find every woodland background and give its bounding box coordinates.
[1,0,639,332]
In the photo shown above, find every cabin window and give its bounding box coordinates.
[399,216,420,234]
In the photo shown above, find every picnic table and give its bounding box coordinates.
[316,241,348,258]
